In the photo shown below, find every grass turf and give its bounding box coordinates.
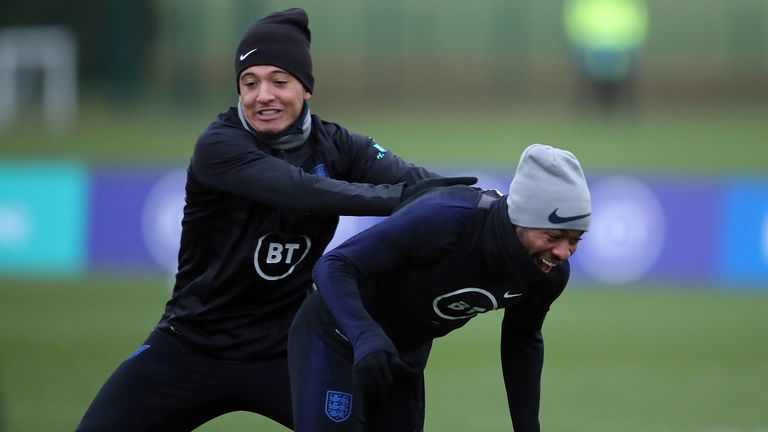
[1,102,767,175]
[1,277,765,432]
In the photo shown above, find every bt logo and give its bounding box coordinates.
[432,288,498,320]
[254,233,311,280]
[265,242,302,264]
[446,300,488,316]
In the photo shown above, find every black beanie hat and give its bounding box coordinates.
[234,8,314,94]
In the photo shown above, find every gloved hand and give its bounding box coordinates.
[400,176,478,203]
[353,349,416,399]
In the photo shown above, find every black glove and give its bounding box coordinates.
[353,349,416,399]
[400,176,478,203]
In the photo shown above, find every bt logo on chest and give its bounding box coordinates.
[433,288,499,320]
[254,233,311,280]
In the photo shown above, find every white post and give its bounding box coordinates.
[0,26,78,132]
[0,32,18,130]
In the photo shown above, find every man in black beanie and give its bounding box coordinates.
[76,7,475,431]
[235,7,314,95]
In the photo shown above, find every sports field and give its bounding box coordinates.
[1,278,766,432]
[1,102,767,431]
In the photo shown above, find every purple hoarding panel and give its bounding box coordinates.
[89,167,186,272]
[89,169,155,266]
[570,175,718,285]
[570,176,666,284]
[651,179,719,282]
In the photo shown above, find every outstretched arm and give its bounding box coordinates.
[312,204,436,397]
[313,193,475,396]
[192,131,475,216]
[500,305,549,432]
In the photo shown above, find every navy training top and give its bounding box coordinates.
[312,185,570,431]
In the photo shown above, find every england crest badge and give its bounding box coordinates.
[325,390,352,422]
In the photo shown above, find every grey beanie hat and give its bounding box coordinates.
[507,144,591,231]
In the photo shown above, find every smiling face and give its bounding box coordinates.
[238,65,311,134]
[515,227,584,273]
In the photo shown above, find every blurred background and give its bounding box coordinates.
[1,0,767,431]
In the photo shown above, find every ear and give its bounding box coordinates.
[303,91,312,101]
[514,226,525,239]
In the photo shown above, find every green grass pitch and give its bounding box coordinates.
[3,102,767,175]
[1,277,765,432]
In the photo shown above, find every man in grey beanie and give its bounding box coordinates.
[288,143,591,431]
[508,143,591,232]
[77,7,474,431]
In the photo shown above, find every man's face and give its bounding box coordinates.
[515,227,584,273]
[238,65,311,134]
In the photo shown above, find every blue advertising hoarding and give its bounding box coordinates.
[719,178,768,285]
[0,161,87,276]
[1,163,766,289]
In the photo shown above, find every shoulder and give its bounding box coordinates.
[396,185,483,214]
[195,109,259,156]
[310,115,372,148]
[198,108,246,140]
[394,186,483,231]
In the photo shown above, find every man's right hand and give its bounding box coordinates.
[353,349,416,398]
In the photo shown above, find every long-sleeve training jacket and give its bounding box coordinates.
[311,185,570,431]
[157,107,437,360]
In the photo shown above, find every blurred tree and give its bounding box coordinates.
[0,0,156,105]
[726,2,768,86]
[104,0,157,104]
[362,0,406,101]
[488,0,530,101]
